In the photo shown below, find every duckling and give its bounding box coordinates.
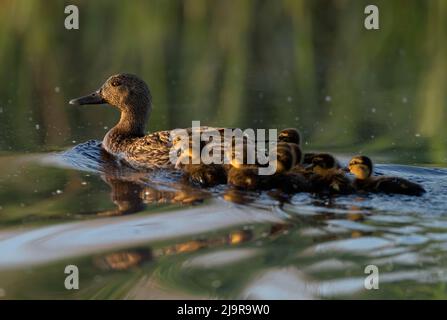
[348,155,426,196]
[224,139,260,170]
[272,142,300,174]
[175,139,227,187]
[227,167,268,190]
[226,141,271,190]
[307,153,354,194]
[302,152,342,168]
[227,141,307,191]
[271,143,310,193]
[69,73,230,169]
[278,128,301,145]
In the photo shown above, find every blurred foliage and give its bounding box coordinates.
[0,0,446,163]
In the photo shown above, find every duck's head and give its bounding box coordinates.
[348,155,373,180]
[69,74,152,126]
[307,153,337,175]
[278,128,301,145]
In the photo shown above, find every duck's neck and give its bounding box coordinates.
[103,100,151,152]
[114,109,147,136]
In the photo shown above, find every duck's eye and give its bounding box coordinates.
[111,80,122,87]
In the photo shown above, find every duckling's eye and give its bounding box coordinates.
[111,80,122,87]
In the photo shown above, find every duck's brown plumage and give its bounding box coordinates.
[70,73,238,169]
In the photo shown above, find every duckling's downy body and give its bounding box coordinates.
[305,153,354,194]
[348,155,425,196]
[227,134,309,192]
[175,138,227,187]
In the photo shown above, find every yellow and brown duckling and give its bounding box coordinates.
[227,138,309,192]
[348,155,425,196]
[226,140,269,190]
[306,153,354,194]
[270,142,311,193]
[175,138,227,187]
[278,128,301,145]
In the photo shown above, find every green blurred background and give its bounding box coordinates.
[0,0,446,163]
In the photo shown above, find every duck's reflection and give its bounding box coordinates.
[92,228,260,271]
[93,248,153,271]
[96,148,212,216]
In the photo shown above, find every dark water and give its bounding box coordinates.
[0,141,446,299]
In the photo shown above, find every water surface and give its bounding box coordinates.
[0,141,446,299]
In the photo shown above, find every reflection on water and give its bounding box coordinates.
[0,142,447,299]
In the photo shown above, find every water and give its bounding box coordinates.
[1,0,447,300]
[0,141,446,299]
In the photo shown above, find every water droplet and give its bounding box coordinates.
[56,189,63,195]
[35,124,40,130]
[325,96,332,102]
[103,126,108,130]
[54,87,60,93]
[415,133,421,137]
[402,97,408,103]
[81,181,87,186]
[371,108,377,113]
[287,96,293,102]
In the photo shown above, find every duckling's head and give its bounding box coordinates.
[348,155,373,180]
[278,128,301,145]
[70,74,152,128]
[308,153,337,175]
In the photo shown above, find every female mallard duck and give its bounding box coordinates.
[348,155,426,196]
[69,73,226,169]
[306,153,354,194]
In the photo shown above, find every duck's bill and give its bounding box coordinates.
[69,91,105,105]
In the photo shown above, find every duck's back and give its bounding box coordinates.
[122,126,233,169]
